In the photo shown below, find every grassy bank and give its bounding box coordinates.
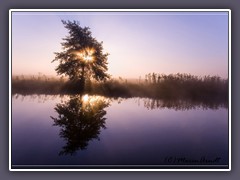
[12,75,66,95]
[12,73,228,103]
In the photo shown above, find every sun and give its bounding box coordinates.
[82,94,89,103]
[83,54,93,62]
[75,47,95,62]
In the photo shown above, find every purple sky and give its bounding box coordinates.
[11,11,229,79]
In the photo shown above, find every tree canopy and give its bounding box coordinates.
[52,20,110,89]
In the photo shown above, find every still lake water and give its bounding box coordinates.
[12,94,228,168]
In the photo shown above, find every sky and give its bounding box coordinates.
[11,11,229,79]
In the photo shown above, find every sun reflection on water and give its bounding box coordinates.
[81,94,108,107]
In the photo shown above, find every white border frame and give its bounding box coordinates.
[9,9,231,172]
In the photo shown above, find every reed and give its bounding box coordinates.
[12,73,228,103]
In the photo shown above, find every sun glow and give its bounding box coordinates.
[81,94,107,106]
[82,94,89,102]
[83,55,93,61]
[75,47,95,62]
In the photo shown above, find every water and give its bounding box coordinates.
[11,94,229,168]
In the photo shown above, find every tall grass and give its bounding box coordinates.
[12,75,66,94]
[87,73,228,102]
[12,73,228,103]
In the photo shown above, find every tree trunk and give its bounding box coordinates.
[79,65,85,91]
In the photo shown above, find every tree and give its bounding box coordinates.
[52,20,110,91]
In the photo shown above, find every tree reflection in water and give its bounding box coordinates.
[51,94,109,155]
[13,93,227,156]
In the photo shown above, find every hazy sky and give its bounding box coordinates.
[12,11,229,78]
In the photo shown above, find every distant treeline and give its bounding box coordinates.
[12,73,228,103]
